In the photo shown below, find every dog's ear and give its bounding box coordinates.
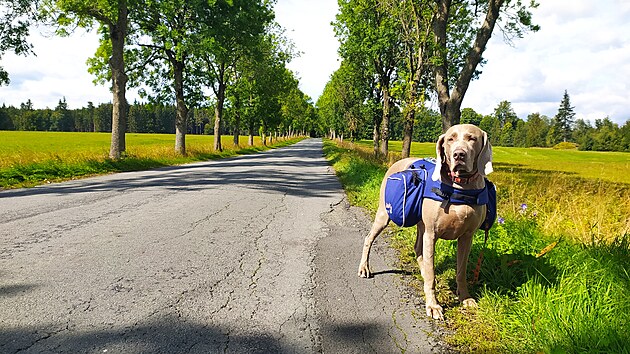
[477,131,493,177]
[431,133,446,181]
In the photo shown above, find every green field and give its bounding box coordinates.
[325,139,630,354]
[356,140,630,184]
[0,131,301,188]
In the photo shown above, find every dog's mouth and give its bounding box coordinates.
[450,162,478,178]
[450,162,469,174]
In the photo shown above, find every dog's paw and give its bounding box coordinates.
[462,298,477,308]
[358,264,371,278]
[425,303,444,320]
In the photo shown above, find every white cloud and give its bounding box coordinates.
[0,0,628,126]
[274,0,340,101]
[463,0,630,124]
[0,27,121,109]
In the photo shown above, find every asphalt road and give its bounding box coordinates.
[0,138,450,353]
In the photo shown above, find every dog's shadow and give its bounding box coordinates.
[370,269,414,277]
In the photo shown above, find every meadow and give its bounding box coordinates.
[325,139,630,353]
[0,131,302,188]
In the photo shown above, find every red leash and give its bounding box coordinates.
[472,229,489,284]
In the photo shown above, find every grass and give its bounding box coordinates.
[354,139,630,243]
[0,131,303,188]
[355,140,630,184]
[324,139,630,354]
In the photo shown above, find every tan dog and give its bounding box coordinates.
[358,124,493,320]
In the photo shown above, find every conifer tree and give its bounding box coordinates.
[554,90,575,142]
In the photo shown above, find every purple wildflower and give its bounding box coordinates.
[521,203,528,211]
[498,217,505,225]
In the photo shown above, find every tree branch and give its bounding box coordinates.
[451,0,504,105]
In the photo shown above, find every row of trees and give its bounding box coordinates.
[457,95,630,152]
[0,95,318,141]
[318,0,539,158]
[332,87,630,152]
[1,0,316,158]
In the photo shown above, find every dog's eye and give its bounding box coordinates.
[469,137,477,142]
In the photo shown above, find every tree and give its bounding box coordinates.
[0,104,14,130]
[51,97,73,131]
[525,112,548,147]
[432,0,539,131]
[493,100,517,127]
[195,0,273,151]
[316,60,366,141]
[228,31,294,146]
[592,117,621,151]
[513,119,526,147]
[479,114,500,144]
[382,0,434,158]
[554,89,575,142]
[460,107,482,126]
[0,0,38,85]
[49,0,132,159]
[133,0,208,155]
[572,118,593,150]
[335,0,401,158]
[620,120,630,152]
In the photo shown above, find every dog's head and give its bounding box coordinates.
[431,124,493,182]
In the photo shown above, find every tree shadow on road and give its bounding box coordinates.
[0,140,342,200]
[2,315,296,353]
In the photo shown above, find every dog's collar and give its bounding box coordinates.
[449,171,480,185]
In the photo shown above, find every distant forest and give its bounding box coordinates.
[0,98,259,137]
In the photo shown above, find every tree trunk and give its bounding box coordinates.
[248,122,254,146]
[108,4,128,159]
[379,87,391,158]
[401,109,414,158]
[213,86,225,152]
[212,62,227,152]
[373,114,380,157]
[213,88,224,151]
[434,0,503,132]
[173,60,188,155]
[402,80,418,159]
[233,103,240,146]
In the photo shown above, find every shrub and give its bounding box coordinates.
[553,141,578,150]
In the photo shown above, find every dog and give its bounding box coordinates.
[357,124,494,320]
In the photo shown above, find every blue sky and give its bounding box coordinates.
[0,0,629,125]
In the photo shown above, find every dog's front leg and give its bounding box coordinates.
[456,232,477,307]
[422,230,443,320]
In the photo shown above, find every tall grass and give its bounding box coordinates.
[0,131,302,188]
[352,139,630,243]
[324,140,630,354]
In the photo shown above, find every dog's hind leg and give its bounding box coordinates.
[358,207,389,278]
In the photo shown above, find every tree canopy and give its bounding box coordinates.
[325,0,540,157]
[0,0,39,85]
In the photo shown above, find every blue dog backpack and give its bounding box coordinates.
[384,159,496,230]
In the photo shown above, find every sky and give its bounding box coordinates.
[0,0,629,125]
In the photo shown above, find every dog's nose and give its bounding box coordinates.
[453,149,466,162]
